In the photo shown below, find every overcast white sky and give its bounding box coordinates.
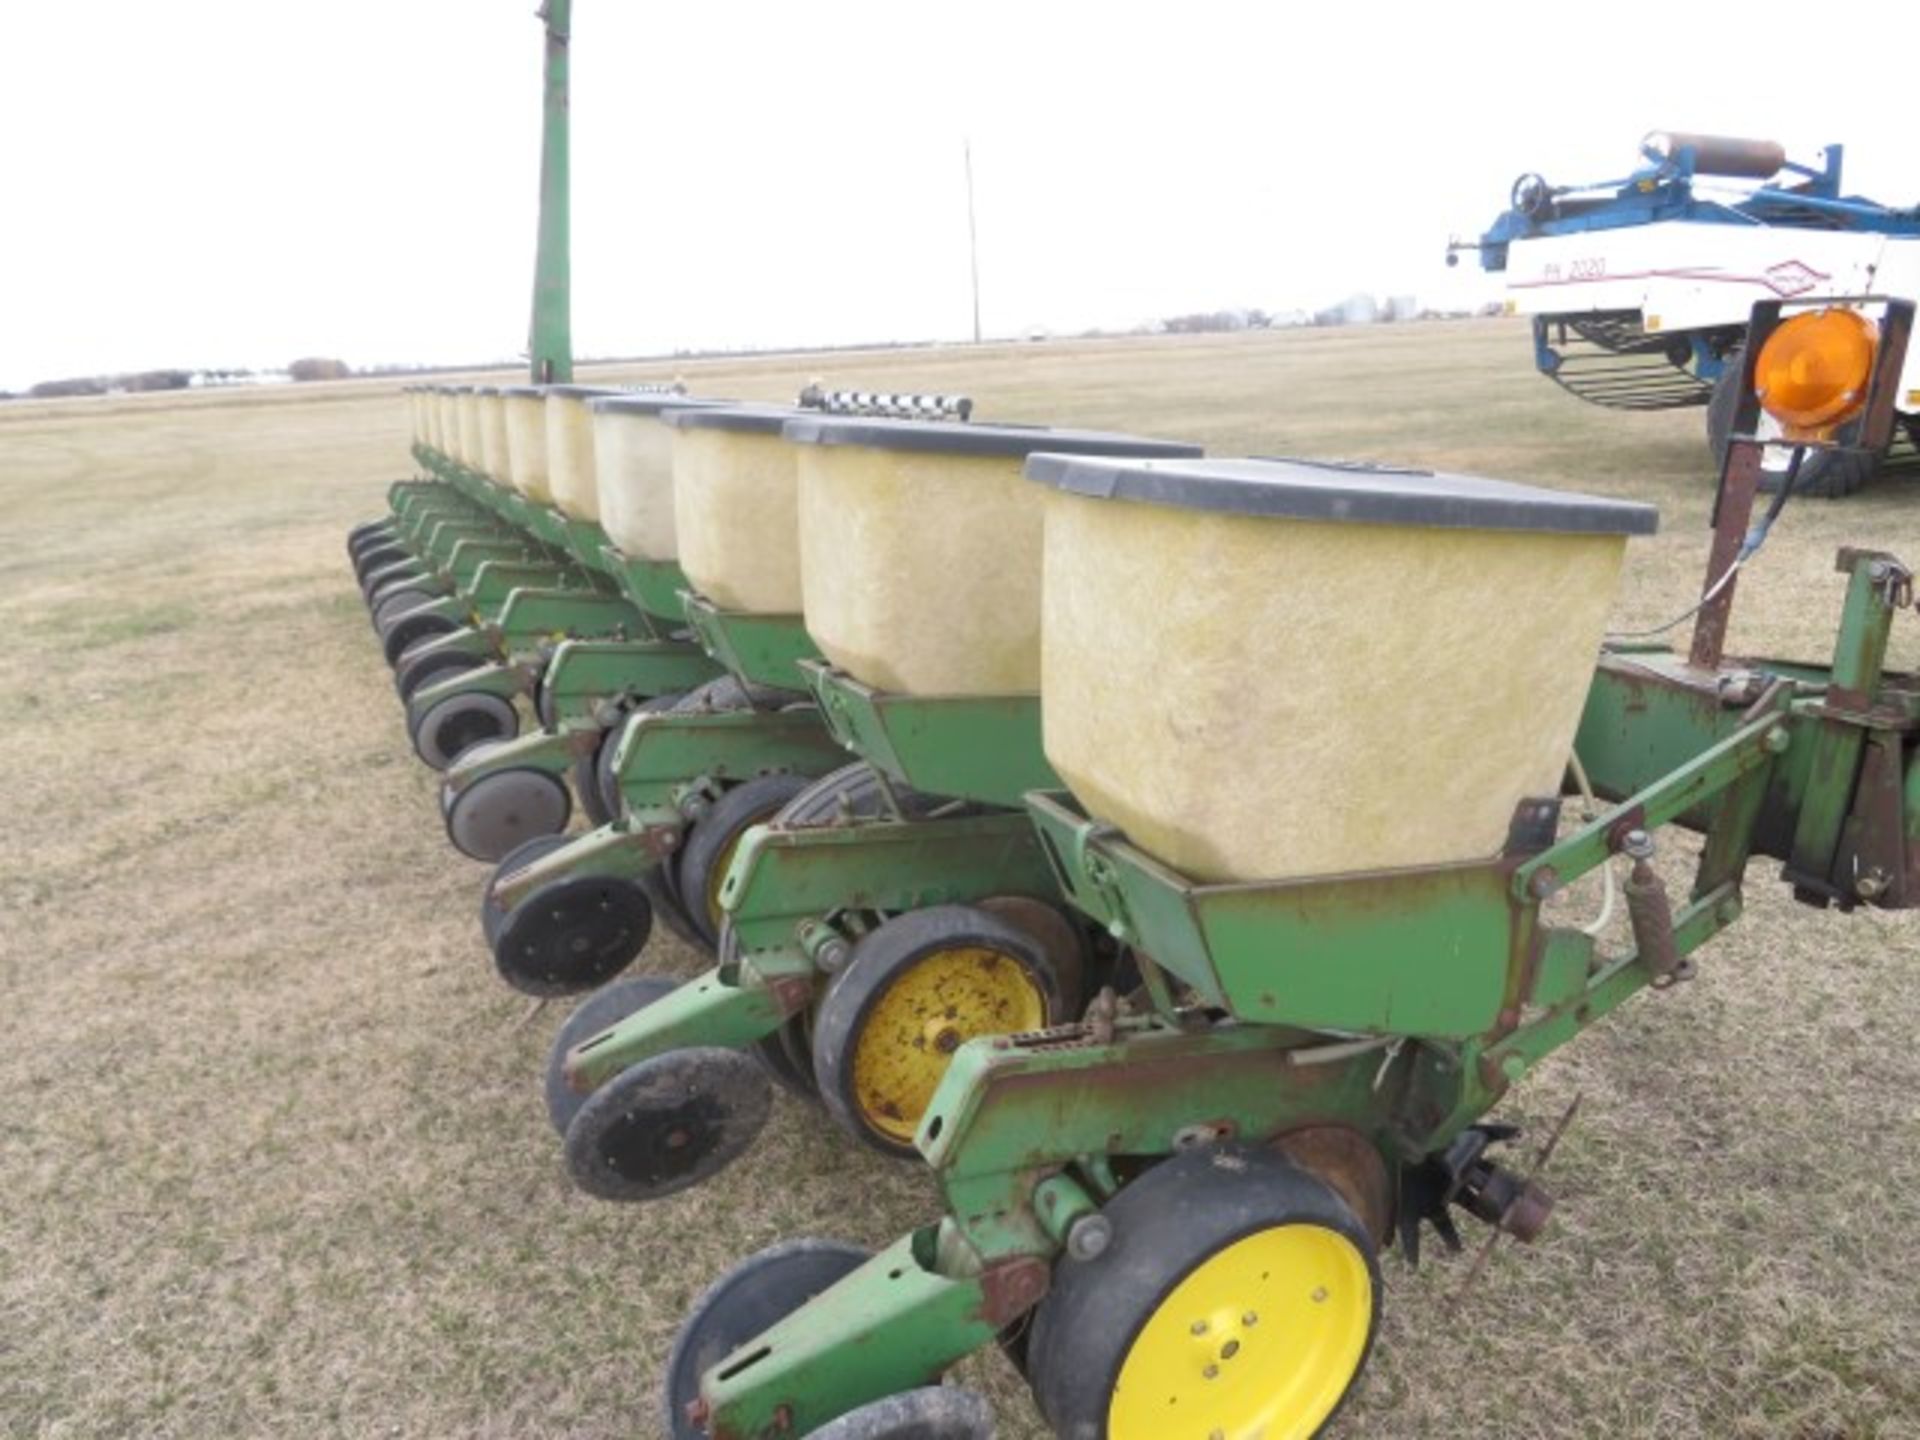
[2,1,1914,391]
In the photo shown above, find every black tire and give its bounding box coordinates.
[812,905,1061,1159]
[1708,351,1879,498]
[372,586,439,635]
[410,691,518,770]
[383,610,459,668]
[354,542,408,580]
[1027,1146,1381,1440]
[491,871,654,997]
[348,520,393,554]
[564,1046,771,1202]
[544,975,679,1134]
[674,773,815,949]
[395,646,484,703]
[662,1240,870,1440]
[481,832,577,945]
[441,767,572,863]
[809,1388,996,1440]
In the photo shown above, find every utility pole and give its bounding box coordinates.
[964,139,982,344]
[529,0,574,383]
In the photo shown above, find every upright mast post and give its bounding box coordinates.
[529,1,574,383]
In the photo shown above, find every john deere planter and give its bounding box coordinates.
[663,303,1920,1439]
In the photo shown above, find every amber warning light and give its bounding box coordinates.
[1753,307,1879,437]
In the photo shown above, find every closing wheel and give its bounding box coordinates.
[348,520,392,554]
[371,586,438,633]
[480,833,576,945]
[573,728,617,828]
[442,767,571,862]
[383,609,459,668]
[492,872,654,997]
[543,974,679,1134]
[411,691,518,770]
[564,1046,770,1203]
[354,542,408,580]
[809,1388,997,1439]
[663,1239,871,1439]
[1027,1146,1380,1440]
[674,773,815,949]
[812,905,1059,1158]
[395,646,483,703]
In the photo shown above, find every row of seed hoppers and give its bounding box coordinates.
[347,319,1919,1439]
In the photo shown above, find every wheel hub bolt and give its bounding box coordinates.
[1243,1311,1258,1326]
[1311,1287,1329,1303]
[1190,1320,1208,1335]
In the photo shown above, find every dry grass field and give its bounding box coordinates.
[1,319,1916,1439]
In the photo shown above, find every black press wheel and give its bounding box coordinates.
[812,904,1061,1159]
[442,766,572,862]
[573,728,618,828]
[492,871,654,997]
[348,520,392,554]
[395,646,484,703]
[354,541,408,581]
[480,832,577,945]
[1026,1146,1381,1440]
[809,1388,997,1439]
[411,690,518,770]
[662,1239,871,1440]
[383,610,459,668]
[371,585,439,634]
[543,974,679,1134]
[564,1046,771,1203]
[674,773,815,949]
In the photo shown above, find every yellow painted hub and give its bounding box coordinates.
[1109,1223,1372,1440]
[850,945,1048,1144]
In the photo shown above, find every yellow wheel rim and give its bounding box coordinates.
[1109,1224,1372,1440]
[849,945,1048,1144]
[703,814,775,934]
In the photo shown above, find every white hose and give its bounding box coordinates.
[1566,747,1617,937]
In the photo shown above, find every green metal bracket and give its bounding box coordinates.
[562,962,809,1091]
[466,562,584,617]
[493,590,645,653]
[488,818,665,913]
[604,548,698,628]
[442,726,588,791]
[681,594,822,692]
[1024,792,1513,1037]
[920,1019,1399,1261]
[610,707,844,813]
[699,1231,1013,1440]
[801,663,1060,806]
[721,810,1060,958]
[411,657,534,713]
[539,638,722,726]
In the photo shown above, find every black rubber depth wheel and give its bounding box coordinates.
[809,1388,997,1439]
[564,1046,771,1203]
[383,610,459,668]
[395,646,484,703]
[674,773,815,949]
[372,586,438,634]
[1026,1146,1382,1440]
[481,833,577,946]
[544,975,679,1135]
[662,1240,870,1439]
[812,904,1061,1159]
[348,520,392,554]
[354,542,408,581]
[492,871,654,997]
[410,691,518,770]
[573,729,617,828]
[442,767,572,863]
[1707,351,1880,498]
